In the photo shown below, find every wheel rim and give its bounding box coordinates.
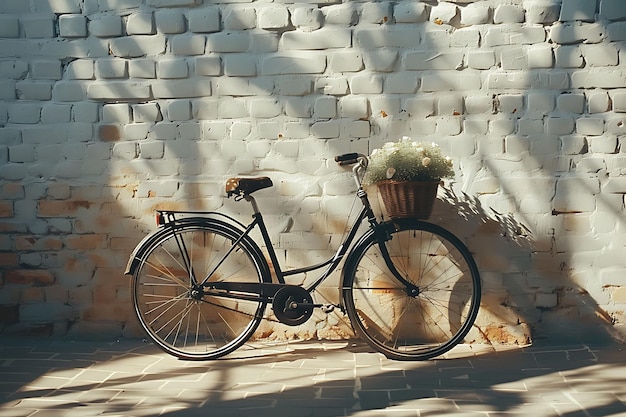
[132,226,266,359]
[346,223,480,360]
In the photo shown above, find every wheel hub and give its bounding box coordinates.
[190,286,204,300]
[272,286,314,326]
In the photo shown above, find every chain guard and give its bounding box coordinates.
[272,286,314,326]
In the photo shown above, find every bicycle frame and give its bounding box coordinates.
[136,157,418,307]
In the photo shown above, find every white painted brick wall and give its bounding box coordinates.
[1,0,625,345]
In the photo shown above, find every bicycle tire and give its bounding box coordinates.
[342,219,481,360]
[131,218,270,360]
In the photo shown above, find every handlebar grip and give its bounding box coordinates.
[335,153,360,166]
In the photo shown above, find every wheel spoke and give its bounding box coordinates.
[345,220,480,360]
[132,221,268,360]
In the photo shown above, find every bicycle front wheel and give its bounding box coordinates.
[343,219,481,360]
[131,219,270,360]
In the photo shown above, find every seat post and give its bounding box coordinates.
[244,194,262,215]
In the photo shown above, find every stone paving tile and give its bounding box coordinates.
[1,339,626,416]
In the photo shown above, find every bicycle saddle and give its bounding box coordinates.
[225,177,273,197]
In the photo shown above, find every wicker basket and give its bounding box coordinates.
[377,180,440,219]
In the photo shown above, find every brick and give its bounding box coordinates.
[465,95,492,114]
[32,0,81,14]
[224,55,256,76]
[16,81,52,101]
[171,34,206,55]
[608,22,626,41]
[189,7,220,33]
[576,118,604,136]
[311,120,340,139]
[581,44,619,67]
[527,44,553,68]
[206,31,250,53]
[283,29,351,50]
[460,4,489,25]
[263,54,326,75]
[95,58,127,79]
[550,22,605,44]
[339,96,369,119]
[32,60,62,80]
[394,2,428,23]
[155,10,185,34]
[496,94,523,114]
[484,25,546,46]
[451,28,480,48]
[349,75,382,94]
[0,16,19,38]
[147,0,199,6]
[152,79,212,99]
[384,73,418,94]
[526,1,561,24]
[361,2,392,24]
[59,14,87,38]
[102,104,130,124]
[126,12,154,35]
[355,27,421,49]
[600,0,626,21]
[571,69,626,88]
[125,60,153,79]
[422,73,481,91]
[5,269,55,286]
[468,51,496,69]
[555,45,583,68]
[406,51,464,70]
[23,15,56,38]
[258,6,290,29]
[195,56,221,76]
[291,7,323,31]
[531,72,570,90]
[493,5,524,23]
[324,4,358,25]
[329,51,363,73]
[109,35,166,58]
[588,91,610,113]
[589,135,618,153]
[157,58,188,79]
[216,78,272,97]
[89,15,123,37]
[546,117,575,135]
[560,0,596,22]
[87,81,150,100]
[501,47,527,70]
[430,2,457,24]
[97,0,142,10]
[438,94,463,115]
[66,60,94,80]
[224,8,256,30]
[363,50,397,72]
[314,96,336,118]
[557,93,585,113]
[487,72,531,89]
[275,76,311,96]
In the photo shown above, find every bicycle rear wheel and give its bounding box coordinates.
[131,219,270,360]
[343,219,481,360]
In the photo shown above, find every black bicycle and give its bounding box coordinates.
[125,153,481,361]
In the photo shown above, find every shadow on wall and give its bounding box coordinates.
[433,185,619,346]
[3,0,626,346]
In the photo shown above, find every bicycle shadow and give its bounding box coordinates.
[3,338,625,417]
[429,184,619,347]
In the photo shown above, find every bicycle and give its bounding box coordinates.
[124,153,481,361]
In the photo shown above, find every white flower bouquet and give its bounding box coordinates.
[364,137,454,185]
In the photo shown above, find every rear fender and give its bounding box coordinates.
[124,217,270,281]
